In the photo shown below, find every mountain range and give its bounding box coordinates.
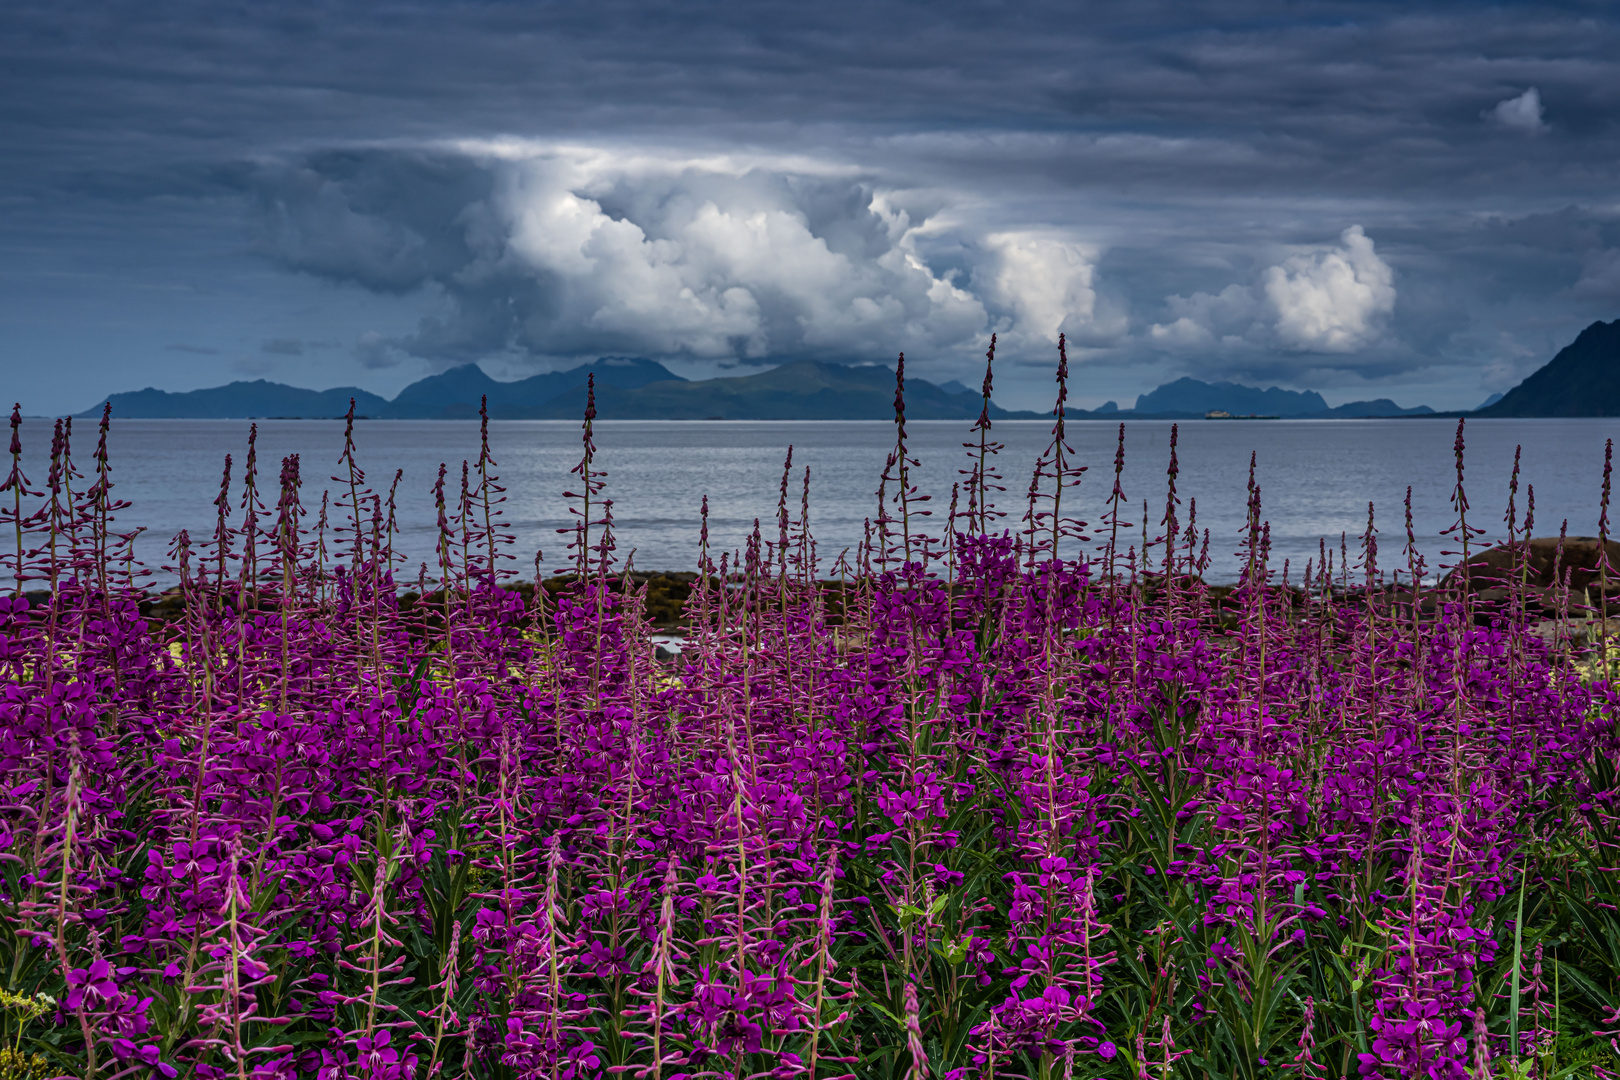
[1128,378,1434,419]
[76,317,1620,420]
[81,358,1044,421]
[75,362,1438,422]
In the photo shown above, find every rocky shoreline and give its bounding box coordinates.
[16,536,1618,644]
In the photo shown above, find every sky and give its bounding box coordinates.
[2,1,1618,415]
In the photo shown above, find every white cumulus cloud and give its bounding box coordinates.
[474,144,989,361]
[1149,283,1259,349]
[1485,87,1548,134]
[1148,316,1213,348]
[490,149,988,360]
[1262,225,1395,352]
[981,232,1099,344]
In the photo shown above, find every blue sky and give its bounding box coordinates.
[2,0,1617,414]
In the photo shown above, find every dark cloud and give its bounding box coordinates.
[261,338,304,355]
[245,152,497,295]
[354,331,406,370]
[239,148,1013,367]
[1,0,1618,412]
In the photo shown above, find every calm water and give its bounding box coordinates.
[9,417,1620,585]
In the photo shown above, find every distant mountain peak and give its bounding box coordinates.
[1134,377,1330,417]
[79,380,390,420]
[1115,376,1431,419]
[1477,320,1620,417]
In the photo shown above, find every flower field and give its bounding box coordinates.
[3,340,1620,1079]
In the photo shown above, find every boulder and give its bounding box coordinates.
[1443,536,1620,597]
[1438,534,1620,612]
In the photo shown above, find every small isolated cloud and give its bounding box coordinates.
[1149,284,1258,349]
[354,330,403,369]
[1147,317,1211,348]
[166,343,220,355]
[1263,226,1395,352]
[1485,88,1548,134]
[262,337,304,355]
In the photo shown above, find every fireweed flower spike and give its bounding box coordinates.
[1,403,39,595]
[0,366,1614,1080]
[962,333,1004,536]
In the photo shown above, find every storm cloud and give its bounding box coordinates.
[242,144,1115,371]
[2,0,1618,412]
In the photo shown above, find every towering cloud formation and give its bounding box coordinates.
[248,142,1115,370]
[1150,226,1396,360]
[982,232,1098,344]
[1264,226,1396,352]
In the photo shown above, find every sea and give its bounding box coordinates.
[8,416,1620,587]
